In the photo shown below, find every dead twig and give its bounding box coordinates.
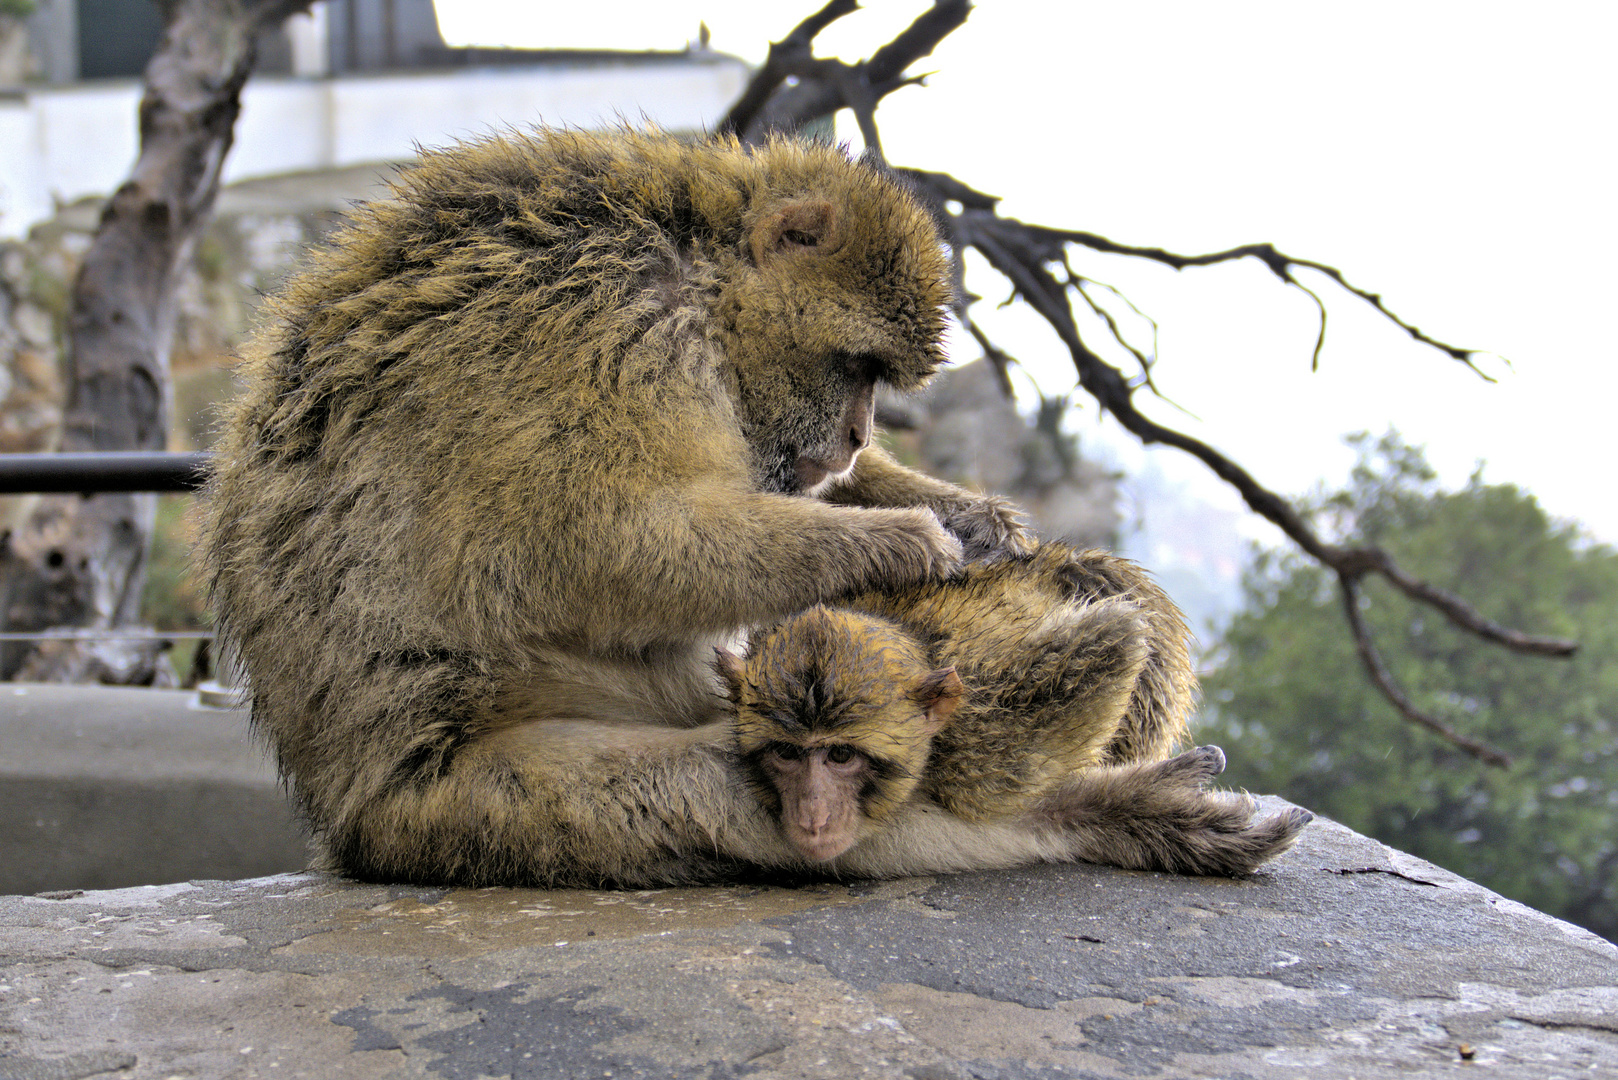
[715,0,858,140]
[718,0,969,145]
[1025,227,1493,378]
[1339,573,1513,768]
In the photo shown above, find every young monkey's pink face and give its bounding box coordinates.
[756,739,874,862]
[717,618,966,865]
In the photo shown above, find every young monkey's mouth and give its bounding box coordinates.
[790,829,856,863]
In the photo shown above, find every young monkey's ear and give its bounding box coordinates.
[714,647,745,702]
[750,200,837,264]
[913,666,966,734]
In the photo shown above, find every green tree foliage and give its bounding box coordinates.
[1201,433,1618,941]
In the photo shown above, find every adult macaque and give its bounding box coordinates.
[722,545,1311,875]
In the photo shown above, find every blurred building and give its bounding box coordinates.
[18,0,648,83]
[0,0,747,238]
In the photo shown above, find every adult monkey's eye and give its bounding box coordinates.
[826,744,857,764]
[846,352,884,382]
[770,743,805,762]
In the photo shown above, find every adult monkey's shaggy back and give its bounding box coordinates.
[204,128,1155,886]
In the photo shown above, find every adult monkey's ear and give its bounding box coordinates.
[751,200,837,264]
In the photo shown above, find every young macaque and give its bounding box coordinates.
[719,544,1312,875]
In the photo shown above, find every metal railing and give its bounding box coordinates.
[0,451,223,690]
[0,451,212,494]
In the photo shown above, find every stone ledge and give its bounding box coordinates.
[2,804,1614,1079]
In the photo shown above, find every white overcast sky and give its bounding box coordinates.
[436,1,1617,543]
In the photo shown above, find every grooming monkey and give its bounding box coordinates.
[199,127,1273,887]
[722,544,1311,876]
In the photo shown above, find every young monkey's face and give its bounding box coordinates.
[716,606,965,863]
[752,738,882,861]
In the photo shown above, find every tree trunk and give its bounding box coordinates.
[0,0,312,683]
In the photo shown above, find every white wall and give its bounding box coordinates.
[0,83,142,235]
[0,55,749,238]
[0,100,52,233]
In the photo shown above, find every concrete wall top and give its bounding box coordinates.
[0,54,750,239]
[3,806,1615,1078]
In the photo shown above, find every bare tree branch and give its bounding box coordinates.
[961,319,1016,398]
[927,188,1574,767]
[715,0,858,140]
[1339,573,1513,768]
[864,0,968,82]
[0,0,316,683]
[718,0,969,145]
[898,167,1000,210]
[833,61,884,155]
[1024,227,1494,379]
[1066,268,1156,387]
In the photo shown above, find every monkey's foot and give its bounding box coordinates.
[1156,743,1227,784]
[1044,746,1314,877]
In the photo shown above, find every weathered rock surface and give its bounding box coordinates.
[2,802,1614,1079]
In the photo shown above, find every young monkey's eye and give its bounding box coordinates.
[825,744,857,764]
[768,742,805,762]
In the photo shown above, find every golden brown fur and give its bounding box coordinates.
[198,127,1063,887]
[729,544,1312,875]
[728,607,948,824]
[849,543,1194,815]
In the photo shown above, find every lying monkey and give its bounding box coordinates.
[719,544,1312,875]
